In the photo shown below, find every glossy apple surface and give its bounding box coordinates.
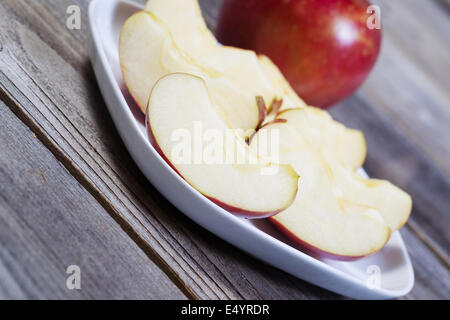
[216,0,382,108]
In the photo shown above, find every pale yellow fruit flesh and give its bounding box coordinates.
[275,108,367,170]
[143,0,367,170]
[148,73,299,214]
[330,165,412,231]
[145,0,218,51]
[144,0,305,110]
[117,0,409,257]
[119,11,260,132]
[251,122,391,257]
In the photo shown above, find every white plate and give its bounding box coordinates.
[88,0,414,299]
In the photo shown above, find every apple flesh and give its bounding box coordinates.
[146,0,368,167]
[250,110,412,258]
[147,73,299,218]
[270,201,389,261]
[216,0,382,109]
[260,145,390,260]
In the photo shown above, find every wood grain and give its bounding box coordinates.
[0,100,185,299]
[0,0,447,299]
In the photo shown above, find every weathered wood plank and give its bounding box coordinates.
[0,0,340,299]
[0,101,185,300]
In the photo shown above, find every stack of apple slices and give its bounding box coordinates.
[120,11,257,133]
[143,0,306,110]
[250,109,412,259]
[147,73,299,218]
[120,0,310,135]
[119,0,412,260]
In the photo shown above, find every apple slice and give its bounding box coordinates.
[119,11,260,132]
[328,161,412,231]
[270,195,390,260]
[257,55,307,113]
[144,0,307,110]
[143,0,366,169]
[257,55,367,169]
[251,111,411,229]
[262,147,389,259]
[144,0,218,54]
[273,109,410,230]
[147,73,299,218]
[274,108,367,170]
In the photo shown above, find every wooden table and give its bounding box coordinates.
[0,0,448,300]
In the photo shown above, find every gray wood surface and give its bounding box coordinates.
[0,100,185,299]
[0,0,448,299]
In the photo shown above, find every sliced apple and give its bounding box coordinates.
[257,55,307,113]
[143,0,366,168]
[329,162,412,231]
[250,114,412,258]
[122,2,366,168]
[270,197,390,260]
[281,110,410,229]
[147,73,299,218]
[274,108,367,170]
[252,109,411,231]
[261,147,390,259]
[144,0,218,55]
[119,11,260,132]
[144,0,305,110]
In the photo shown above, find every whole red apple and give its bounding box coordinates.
[216,0,382,108]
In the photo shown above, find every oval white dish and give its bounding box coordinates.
[88,0,414,299]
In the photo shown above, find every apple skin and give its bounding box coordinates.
[216,0,382,109]
[269,217,388,261]
[146,110,298,220]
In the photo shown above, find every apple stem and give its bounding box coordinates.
[256,96,268,130]
[269,98,283,117]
